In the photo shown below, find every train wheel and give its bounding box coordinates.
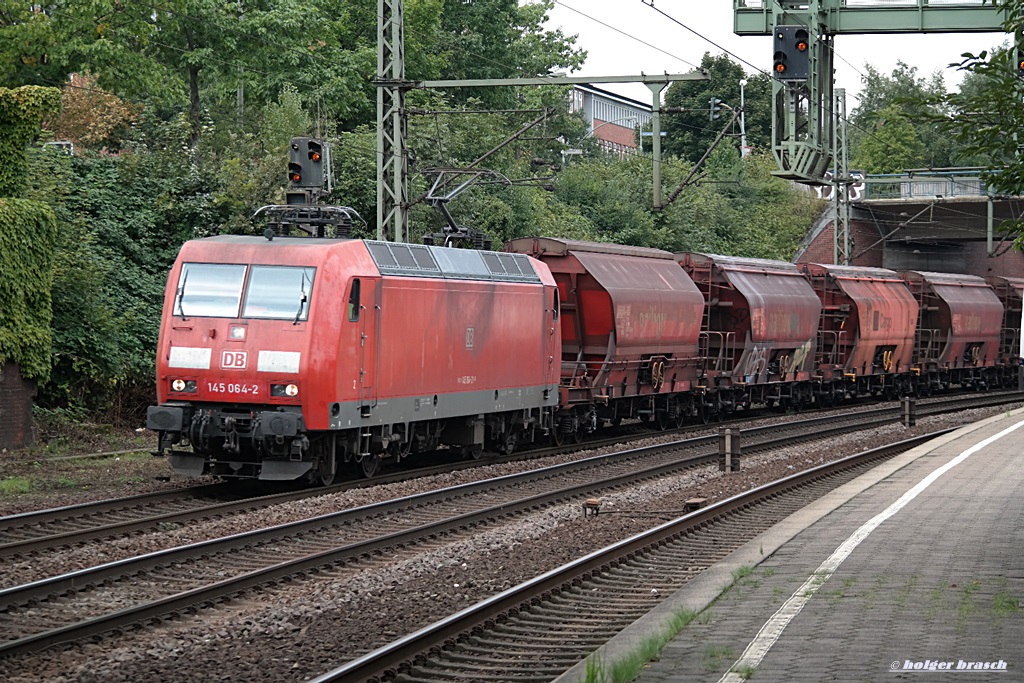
[656,409,670,431]
[698,401,711,424]
[552,427,565,447]
[359,454,380,478]
[314,461,336,486]
[309,438,338,486]
[498,430,518,455]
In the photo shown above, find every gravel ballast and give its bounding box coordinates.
[1,404,1018,683]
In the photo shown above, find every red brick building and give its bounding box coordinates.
[570,85,651,159]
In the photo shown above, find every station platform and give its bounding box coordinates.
[554,408,1024,683]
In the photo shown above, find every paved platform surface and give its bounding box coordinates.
[554,409,1024,683]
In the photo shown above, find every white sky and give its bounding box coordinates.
[543,0,1010,110]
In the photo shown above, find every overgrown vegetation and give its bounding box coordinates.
[0,85,61,382]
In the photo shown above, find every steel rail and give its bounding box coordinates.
[312,428,956,683]
[0,403,934,657]
[3,390,1014,559]
[0,393,1016,659]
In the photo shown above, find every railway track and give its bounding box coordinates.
[1,391,1013,562]
[313,428,954,683]
[0,393,1012,661]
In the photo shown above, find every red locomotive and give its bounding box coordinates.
[147,236,561,483]
[147,233,1022,483]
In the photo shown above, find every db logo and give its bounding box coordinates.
[221,350,248,370]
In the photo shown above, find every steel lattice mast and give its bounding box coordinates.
[376,0,410,242]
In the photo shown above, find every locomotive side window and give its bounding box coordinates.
[348,279,361,322]
[175,263,247,318]
[553,289,560,321]
[243,266,316,321]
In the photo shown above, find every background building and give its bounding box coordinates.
[570,85,651,158]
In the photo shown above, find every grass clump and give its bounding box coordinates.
[0,477,32,495]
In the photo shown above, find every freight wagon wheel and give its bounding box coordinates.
[697,401,711,425]
[552,414,580,447]
[655,405,679,432]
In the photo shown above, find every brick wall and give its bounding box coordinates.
[592,119,637,148]
[795,216,1024,275]
[964,242,1024,278]
[796,218,885,267]
[0,363,37,450]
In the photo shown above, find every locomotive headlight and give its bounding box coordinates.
[271,383,300,398]
[171,379,197,393]
[229,325,246,340]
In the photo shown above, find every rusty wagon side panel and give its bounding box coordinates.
[506,237,704,405]
[679,253,821,387]
[801,263,919,379]
[899,270,1003,370]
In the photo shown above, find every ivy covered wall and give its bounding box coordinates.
[0,86,61,385]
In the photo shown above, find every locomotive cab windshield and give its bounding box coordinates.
[174,263,316,320]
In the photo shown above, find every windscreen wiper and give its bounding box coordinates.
[293,270,310,325]
[174,269,189,319]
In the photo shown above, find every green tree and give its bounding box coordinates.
[662,53,772,162]
[848,62,959,171]
[436,0,585,108]
[919,2,1024,245]
[851,104,927,174]
[0,85,62,383]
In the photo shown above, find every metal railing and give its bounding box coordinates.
[861,170,991,201]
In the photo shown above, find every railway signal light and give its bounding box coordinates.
[288,136,325,188]
[710,97,723,121]
[773,25,810,81]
